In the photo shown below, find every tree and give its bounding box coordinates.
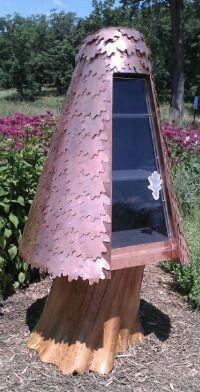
[0,12,80,98]
[170,0,184,118]
[0,4,198,104]
[0,14,49,99]
[184,0,200,99]
[120,0,185,118]
[47,11,78,94]
[82,0,127,32]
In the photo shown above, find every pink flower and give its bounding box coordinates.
[162,123,200,153]
[0,112,56,150]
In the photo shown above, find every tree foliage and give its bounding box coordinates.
[0,1,199,102]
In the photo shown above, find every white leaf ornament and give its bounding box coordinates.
[148,171,162,200]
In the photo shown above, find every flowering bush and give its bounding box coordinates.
[0,112,56,298]
[163,123,200,214]
[163,123,200,153]
[0,112,55,151]
[162,122,200,307]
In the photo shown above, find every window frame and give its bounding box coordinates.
[111,74,178,270]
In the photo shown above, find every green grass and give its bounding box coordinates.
[184,210,200,307]
[160,102,194,127]
[0,88,195,125]
[0,88,65,117]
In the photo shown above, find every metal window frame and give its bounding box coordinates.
[111,74,177,270]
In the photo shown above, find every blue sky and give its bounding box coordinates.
[0,0,120,18]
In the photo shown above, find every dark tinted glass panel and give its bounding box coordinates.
[113,117,156,172]
[112,180,168,247]
[112,76,169,248]
[113,78,147,114]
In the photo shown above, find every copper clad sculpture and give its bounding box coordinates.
[18,27,190,375]
[19,27,189,284]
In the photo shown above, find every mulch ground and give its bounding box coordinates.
[0,264,199,392]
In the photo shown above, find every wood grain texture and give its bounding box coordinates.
[111,240,178,270]
[28,266,144,375]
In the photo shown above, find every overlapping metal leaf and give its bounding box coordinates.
[18,27,189,284]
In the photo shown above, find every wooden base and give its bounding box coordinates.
[28,266,145,375]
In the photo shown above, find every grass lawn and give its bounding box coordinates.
[0,88,195,126]
[160,102,195,127]
[0,88,65,117]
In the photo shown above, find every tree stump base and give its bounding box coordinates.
[28,266,145,375]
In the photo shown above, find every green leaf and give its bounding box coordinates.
[17,196,25,206]
[0,165,9,172]
[0,202,10,214]
[4,228,12,238]
[13,281,19,289]
[11,196,25,206]
[3,198,10,203]
[0,256,4,268]
[9,179,18,186]
[18,231,22,243]
[18,272,25,283]
[14,255,22,269]
[8,245,17,260]
[21,160,32,168]
[9,213,19,228]
[0,236,6,250]
[23,262,28,271]
[0,218,5,230]
[0,189,9,197]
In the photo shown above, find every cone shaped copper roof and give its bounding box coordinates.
[18,27,189,284]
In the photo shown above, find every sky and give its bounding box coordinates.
[0,0,120,18]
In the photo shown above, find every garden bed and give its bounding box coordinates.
[0,264,199,392]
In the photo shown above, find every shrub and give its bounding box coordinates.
[162,210,200,308]
[0,112,55,298]
[162,123,200,308]
[171,152,200,215]
[163,123,200,153]
[163,123,200,214]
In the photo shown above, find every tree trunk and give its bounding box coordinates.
[28,266,144,375]
[170,0,184,119]
[16,87,24,102]
[56,83,63,96]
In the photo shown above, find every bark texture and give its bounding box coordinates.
[28,266,144,375]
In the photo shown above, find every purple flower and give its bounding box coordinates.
[163,123,200,153]
[0,112,56,150]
